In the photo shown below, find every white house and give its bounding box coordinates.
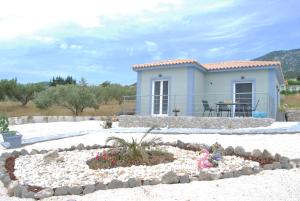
[132,59,284,119]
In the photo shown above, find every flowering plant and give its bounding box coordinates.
[197,143,223,169]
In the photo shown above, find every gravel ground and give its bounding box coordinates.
[0,121,300,201]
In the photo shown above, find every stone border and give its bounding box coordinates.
[0,142,296,199]
[118,116,274,129]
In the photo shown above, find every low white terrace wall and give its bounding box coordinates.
[8,116,104,125]
[118,116,274,129]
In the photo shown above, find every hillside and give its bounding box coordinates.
[253,48,300,79]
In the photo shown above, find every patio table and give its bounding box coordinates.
[216,102,250,117]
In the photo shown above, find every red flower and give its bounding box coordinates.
[102,150,108,160]
[111,159,116,167]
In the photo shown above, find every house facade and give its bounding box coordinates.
[132,59,284,119]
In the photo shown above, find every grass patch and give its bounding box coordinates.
[281,93,300,109]
[0,100,135,117]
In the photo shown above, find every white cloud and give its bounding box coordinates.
[59,42,82,50]
[0,0,237,39]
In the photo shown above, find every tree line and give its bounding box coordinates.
[0,77,136,116]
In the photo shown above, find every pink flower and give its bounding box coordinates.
[96,152,100,160]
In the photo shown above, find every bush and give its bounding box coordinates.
[35,84,98,115]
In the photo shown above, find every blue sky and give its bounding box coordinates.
[0,0,300,85]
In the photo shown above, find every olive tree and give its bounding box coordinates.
[34,84,98,115]
[0,79,17,101]
[11,83,45,106]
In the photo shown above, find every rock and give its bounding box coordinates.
[272,162,282,169]
[161,171,179,184]
[1,175,11,187]
[14,185,25,197]
[224,146,234,155]
[83,184,95,194]
[0,152,11,160]
[7,181,19,196]
[54,186,69,196]
[108,179,125,189]
[233,170,242,177]
[77,143,85,150]
[43,151,59,163]
[274,153,281,161]
[21,188,35,198]
[221,172,233,179]
[281,162,292,169]
[58,148,64,152]
[20,149,28,156]
[68,186,83,195]
[95,182,107,190]
[262,149,273,160]
[279,156,289,164]
[198,172,212,181]
[263,164,274,170]
[179,175,190,183]
[279,156,291,169]
[85,145,92,150]
[40,150,48,154]
[143,179,160,185]
[253,166,262,174]
[127,178,141,188]
[176,140,186,149]
[70,145,76,151]
[34,188,54,199]
[241,167,253,175]
[30,149,39,155]
[91,144,99,149]
[209,172,222,180]
[189,176,199,182]
[251,149,262,158]
[234,146,245,156]
[11,151,20,157]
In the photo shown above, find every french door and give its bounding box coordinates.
[152,80,169,115]
[233,82,253,117]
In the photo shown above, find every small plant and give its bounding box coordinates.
[105,126,161,161]
[0,113,16,135]
[87,126,174,169]
[0,113,9,133]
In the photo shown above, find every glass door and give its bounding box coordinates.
[152,80,169,115]
[234,82,253,117]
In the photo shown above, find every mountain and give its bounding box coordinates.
[252,48,300,79]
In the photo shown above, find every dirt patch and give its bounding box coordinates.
[5,157,17,180]
[87,150,175,170]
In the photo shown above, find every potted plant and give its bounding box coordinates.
[0,113,22,148]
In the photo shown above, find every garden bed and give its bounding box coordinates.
[0,141,295,199]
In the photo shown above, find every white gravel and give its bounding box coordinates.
[0,120,300,201]
[14,146,258,188]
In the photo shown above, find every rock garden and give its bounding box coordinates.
[0,127,296,199]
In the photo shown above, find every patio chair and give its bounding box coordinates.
[217,101,231,117]
[245,99,260,117]
[202,100,215,117]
